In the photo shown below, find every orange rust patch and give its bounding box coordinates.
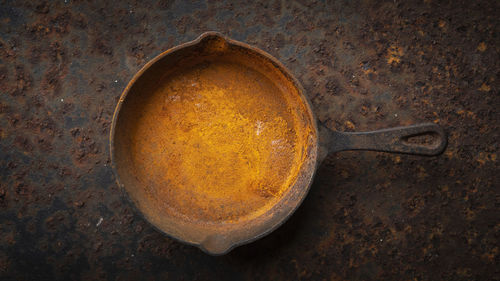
[438,20,447,31]
[121,58,310,223]
[477,42,487,52]
[478,83,490,92]
[476,152,496,165]
[386,44,404,65]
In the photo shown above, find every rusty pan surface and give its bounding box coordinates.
[111,32,318,254]
[110,32,446,255]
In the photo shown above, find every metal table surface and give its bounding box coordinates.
[0,0,498,280]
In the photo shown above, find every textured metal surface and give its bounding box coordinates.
[111,32,318,255]
[0,0,498,280]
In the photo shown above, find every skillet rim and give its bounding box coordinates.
[109,31,320,255]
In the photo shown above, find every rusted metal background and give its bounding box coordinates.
[0,0,498,280]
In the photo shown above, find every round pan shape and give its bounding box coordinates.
[110,32,446,255]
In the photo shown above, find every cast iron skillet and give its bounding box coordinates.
[110,32,447,255]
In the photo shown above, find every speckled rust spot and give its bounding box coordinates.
[386,44,403,65]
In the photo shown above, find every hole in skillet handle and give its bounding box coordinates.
[401,132,439,146]
[395,123,447,155]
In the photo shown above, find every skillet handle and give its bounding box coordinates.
[319,123,447,158]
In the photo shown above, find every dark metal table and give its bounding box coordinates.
[0,0,498,280]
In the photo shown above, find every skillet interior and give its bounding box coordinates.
[111,34,317,253]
